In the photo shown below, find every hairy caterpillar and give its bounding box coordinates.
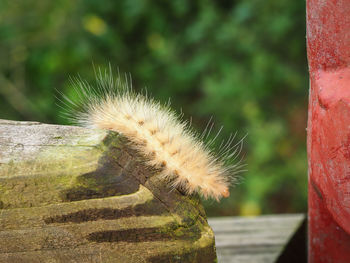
[60,69,243,201]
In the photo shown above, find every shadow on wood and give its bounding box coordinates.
[276,216,307,263]
[208,214,306,263]
[0,120,217,262]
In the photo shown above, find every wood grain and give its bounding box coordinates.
[208,214,305,263]
[0,119,216,263]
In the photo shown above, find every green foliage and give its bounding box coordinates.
[0,0,308,215]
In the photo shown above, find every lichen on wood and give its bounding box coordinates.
[0,119,217,263]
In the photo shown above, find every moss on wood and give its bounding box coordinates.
[0,119,217,262]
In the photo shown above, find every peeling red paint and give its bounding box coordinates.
[307,0,350,262]
[309,183,350,262]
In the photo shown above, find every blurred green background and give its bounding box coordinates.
[0,0,308,216]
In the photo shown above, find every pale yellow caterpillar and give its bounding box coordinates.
[60,69,243,201]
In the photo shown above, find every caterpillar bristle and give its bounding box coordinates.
[61,68,244,201]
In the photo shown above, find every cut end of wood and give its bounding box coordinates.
[0,119,217,263]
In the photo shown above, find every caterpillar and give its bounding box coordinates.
[60,69,244,201]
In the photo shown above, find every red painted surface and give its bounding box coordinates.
[307,0,350,262]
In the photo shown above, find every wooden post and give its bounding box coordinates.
[0,120,217,262]
[307,0,350,262]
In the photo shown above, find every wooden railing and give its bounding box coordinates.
[0,120,216,262]
[0,119,306,262]
[209,214,306,263]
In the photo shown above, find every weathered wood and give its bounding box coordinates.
[0,119,217,262]
[208,214,306,263]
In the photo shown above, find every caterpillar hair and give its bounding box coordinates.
[59,68,244,201]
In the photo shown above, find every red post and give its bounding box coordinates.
[307,0,350,262]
